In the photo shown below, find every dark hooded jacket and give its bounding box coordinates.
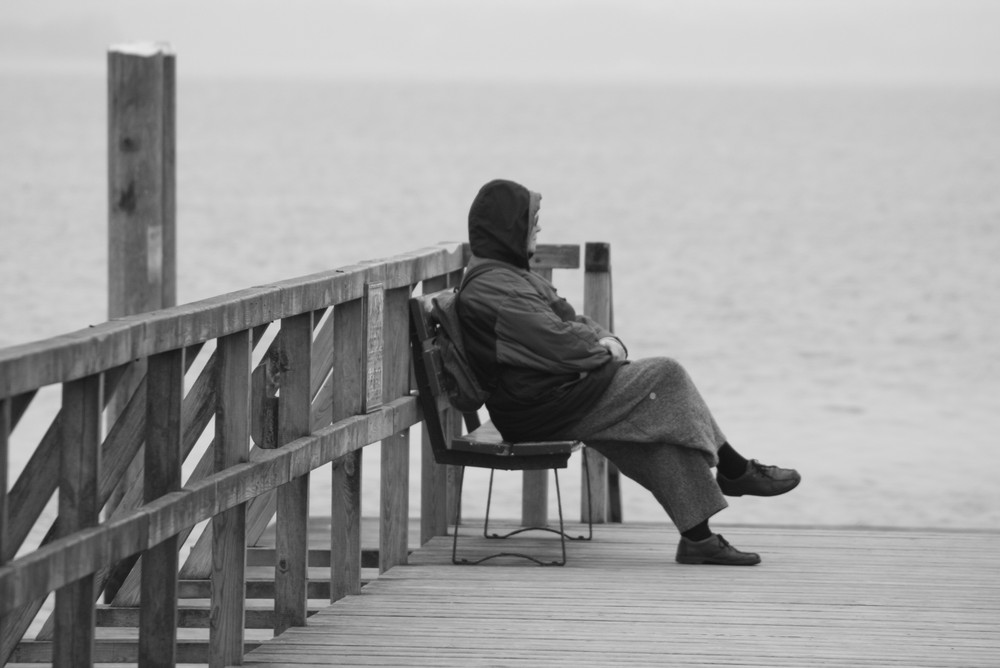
[457,179,626,442]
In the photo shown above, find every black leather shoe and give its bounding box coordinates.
[717,459,801,497]
[676,534,761,565]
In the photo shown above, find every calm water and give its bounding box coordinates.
[2,73,999,532]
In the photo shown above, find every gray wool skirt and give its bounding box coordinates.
[557,357,729,532]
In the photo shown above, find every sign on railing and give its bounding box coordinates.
[363,281,385,413]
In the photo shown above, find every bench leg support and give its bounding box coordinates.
[482,455,594,542]
[449,454,596,567]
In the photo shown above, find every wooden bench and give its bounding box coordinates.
[408,289,592,566]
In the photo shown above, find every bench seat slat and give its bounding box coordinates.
[451,420,580,456]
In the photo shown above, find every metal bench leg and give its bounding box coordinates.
[453,467,565,567]
[483,458,592,542]
[578,448,594,541]
[451,466,466,565]
[482,469,497,539]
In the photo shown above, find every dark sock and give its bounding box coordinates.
[717,442,749,479]
[681,520,712,542]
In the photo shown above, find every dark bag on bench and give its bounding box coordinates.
[430,289,491,412]
[427,261,507,413]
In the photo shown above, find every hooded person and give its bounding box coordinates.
[457,178,801,566]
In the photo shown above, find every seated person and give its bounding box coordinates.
[456,179,800,565]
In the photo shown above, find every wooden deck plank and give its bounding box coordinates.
[244,523,1000,667]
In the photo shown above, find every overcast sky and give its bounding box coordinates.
[1,0,998,84]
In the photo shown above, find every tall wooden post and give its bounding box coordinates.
[108,42,176,319]
[106,43,177,522]
[521,268,555,528]
[583,242,623,523]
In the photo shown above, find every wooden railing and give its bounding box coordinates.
[0,240,616,667]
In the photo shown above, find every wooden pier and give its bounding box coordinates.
[0,240,626,667]
[241,522,999,667]
[3,47,997,668]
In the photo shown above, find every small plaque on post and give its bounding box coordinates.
[362,282,384,413]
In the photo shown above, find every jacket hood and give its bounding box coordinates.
[468,179,535,269]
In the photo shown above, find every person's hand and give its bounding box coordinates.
[599,337,627,361]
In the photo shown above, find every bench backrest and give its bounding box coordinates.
[408,290,483,467]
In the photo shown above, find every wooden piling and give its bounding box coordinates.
[106,42,177,529]
[108,42,176,319]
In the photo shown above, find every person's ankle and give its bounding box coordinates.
[681,521,712,542]
[717,442,749,479]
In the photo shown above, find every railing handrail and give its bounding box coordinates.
[0,242,468,399]
[0,239,608,665]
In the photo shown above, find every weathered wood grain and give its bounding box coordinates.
[0,243,466,398]
[185,322,325,582]
[211,329,251,668]
[108,341,222,606]
[582,242,614,524]
[241,524,1000,668]
[108,43,175,320]
[10,637,263,664]
[274,312,313,634]
[140,348,184,668]
[5,364,126,563]
[380,286,411,574]
[52,373,101,668]
[0,399,8,565]
[529,244,580,270]
[330,298,365,601]
[1,241,622,666]
[1,400,421,609]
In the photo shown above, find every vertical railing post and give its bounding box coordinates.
[380,286,411,573]
[583,242,623,523]
[330,299,365,601]
[0,398,8,564]
[140,349,183,668]
[53,374,102,667]
[445,267,465,528]
[0,399,12,659]
[106,43,176,511]
[274,312,312,634]
[521,267,554,528]
[420,275,451,545]
[211,330,251,667]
